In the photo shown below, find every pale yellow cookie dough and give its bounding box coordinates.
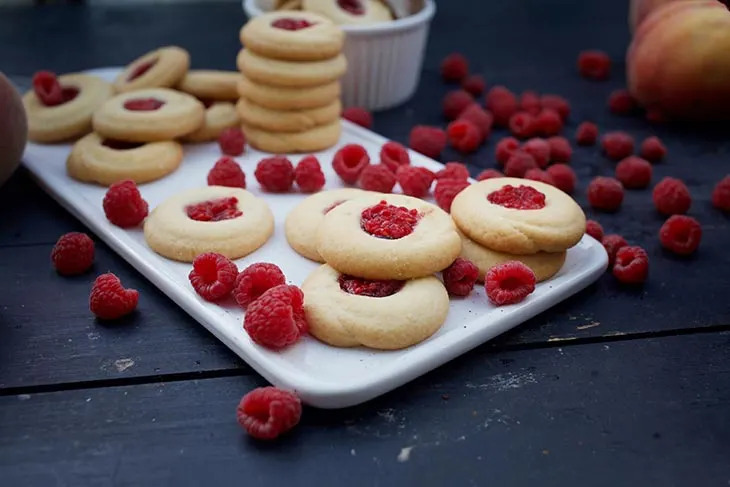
[176,70,240,101]
[182,102,240,143]
[237,96,341,133]
[237,75,341,111]
[237,48,347,88]
[113,46,190,94]
[242,119,342,153]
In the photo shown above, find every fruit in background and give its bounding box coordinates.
[0,73,28,187]
[628,0,711,32]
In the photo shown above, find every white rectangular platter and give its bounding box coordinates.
[21,67,608,409]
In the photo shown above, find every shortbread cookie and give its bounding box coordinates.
[113,46,190,93]
[451,177,586,255]
[23,73,113,143]
[182,102,240,143]
[92,88,205,143]
[237,48,347,88]
[144,186,274,263]
[237,75,341,110]
[317,193,462,280]
[302,264,449,350]
[66,132,183,186]
[237,96,341,133]
[276,0,302,10]
[302,0,393,25]
[285,188,371,262]
[243,119,341,153]
[240,11,344,62]
[176,70,240,101]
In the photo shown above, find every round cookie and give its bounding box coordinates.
[182,102,240,143]
[144,186,274,263]
[316,193,462,280]
[451,177,586,255]
[276,0,303,9]
[285,188,371,262]
[302,0,394,25]
[92,88,205,143]
[240,11,344,62]
[113,46,190,93]
[236,48,347,88]
[237,96,341,133]
[66,133,183,186]
[302,264,449,350]
[176,70,240,101]
[23,73,113,143]
[243,119,341,153]
[237,75,341,110]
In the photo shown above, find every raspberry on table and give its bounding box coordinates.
[524,169,555,186]
[601,131,635,160]
[520,91,542,115]
[89,272,139,320]
[540,94,571,121]
[476,168,504,181]
[442,90,475,120]
[546,164,577,193]
[612,246,649,284]
[51,232,94,276]
[485,86,518,127]
[447,119,481,153]
[294,155,326,193]
[207,156,246,188]
[659,215,702,256]
[585,220,604,242]
[102,179,149,228]
[188,252,238,302]
[495,137,521,166]
[575,121,599,145]
[243,284,307,349]
[458,104,493,141]
[534,109,563,136]
[409,125,447,159]
[435,161,470,181]
[255,156,295,192]
[359,164,396,193]
[441,53,469,83]
[234,262,286,309]
[547,136,572,163]
[615,156,652,189]
[652,177,691,215]
[218,127,246,156]
[342,106,373,129]
[380,141,411,173]
[577,50,611,80]
[332,144,370,185]
[639,136,667,162]
[504,151,538,178]
[236,386,302,441]
[587,176,624,212]
[462,74,486,97]
[396,165,435,198]
[508,112,536,139]
[607,89,637,115]
[712,175,730,213]
[602,234,628,267]
[485,261,537,306]
[522,138,550,168]
[434,178,470,213]
[441,257,479,296]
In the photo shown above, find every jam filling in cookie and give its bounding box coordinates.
[127,59,158,82]
[338,274,405,298]
[487,185,547,210]
[271,17,316,30]
[360,201,422,239]
[338,0,365,15]
[32,71,79,106]
[186,197,242,222]
[101,139,145,150]
[123,98,166,111]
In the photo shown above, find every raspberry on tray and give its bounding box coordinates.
[485,261,537,306]
[234,262,286,309]
[102,179,149,228]
[243,284,307,349]
[188,252,238,302]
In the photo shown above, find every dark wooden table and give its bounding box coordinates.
[1,1,729,485]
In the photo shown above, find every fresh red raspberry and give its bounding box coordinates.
[442,90,475,120]
[89,273,139,320]
[359,164,396,193]
[102,180,149,228]
[585,220,604,242]
[639,136,667,162]
[342,106,373,129]
[485,86,518,127]
[447,119,481,153]
[659,215,702,256]
[540,94,571,121]
[237,386,302,441]
[441,53,469,83]
[255,156,295,192]
[234,262,286,309]
[522,138,550,168]
[409,125,447,159]
[652,177,691,216]
[495,137,520,166]
[380,141,410,173]
[524,168,555,186]
[51,232,94,276]
[534,109,563,136]
[243,284,306,349]
[587,176,624,212]
[712,175,730,213]
[485,261,536,306]
[332,144,370,185]
[504,151,538,178]
[294,155,325,193]
[476,168,504,181]
[546,164,577,194]
[520,91,542,115]
[602,234,628,267]
[461,74,486,96]
[441,257,479,296]
[396,165,434,198]
[361,201,421,239]
[577,50,611,81]
[508,112,536,139]
[575,121,598,145]
[434,178,470,213]
[615,156,652,189]
[612,246,649,284]
[207,157,246,188]
[458,104,493,141]
[218,127,246,156]
[188,252,238,302]
[601,131,635,160]
[435,161,470,181]
[607,89,637,115]
[547,136,572,163]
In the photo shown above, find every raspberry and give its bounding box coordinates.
[434,178,470,213]
[380,141,410,173]
[123,98,165,111]
[520,91,542,116]
[577,50,611,81]
[396,165,434,198]
[186,197,241,222]
[441,53,469,83]
[441,258,479,296]
[508,112,536,139]
[234,262,286,309]
[359,164,396,193]
[442,90,474,120]
[361,201,421,239]
[332,144,370,185]
[188,252,238,302]
[587,176,624,212]
[89,273,139,320]
[488,184,546,210]
[602,234,628,267]
[712,175,730,212]
[504,151,538,178]
[243,284,306,349]
[485,261,536,306]
[540,94,571,121]
[458,104,493,141]
[476,168,504,181]
[524,169,554,186]
[236,387,302,441]
[207,157,246,188]
[615,156,652,189]
[255,156,295,192]
[495,137,520,166]
[294,155,325,193]
[607,89,637,115]
[534,109,563,136]
[461,74,486,96]
[652,177,691,216]
[339,275,404,297]
[409,125,446,159]
[585,220,604,242]
[342,106,373,129]
[51,232,94,276]
[601,131,635,160]
[575,121,598,145]
[522,138,550,168]
[435,161,470,181]
[485,86,518,127]
[612,246,649,284]
[639,136,667,162]
[659,215,702,256]
[218,127,246,156]
[447,119,481,153]
[102,180,149,228]
[546,164,577,194]
[547,136,572,163]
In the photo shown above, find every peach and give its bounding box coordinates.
[0,73,28,187]
[629,0,706,32]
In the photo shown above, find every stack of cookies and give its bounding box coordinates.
[237,11,348,153]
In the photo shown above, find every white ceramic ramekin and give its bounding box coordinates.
[242,0,436,111]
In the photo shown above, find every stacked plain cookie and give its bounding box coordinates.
[237,11,348,153]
